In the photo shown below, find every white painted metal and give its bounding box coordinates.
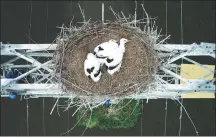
[0,42,57,51]
[160,67,189,84]
[1,42,215,101]
[1,80,214,93]
[1,60,52,87]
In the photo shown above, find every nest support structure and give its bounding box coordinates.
[54,5,166,99]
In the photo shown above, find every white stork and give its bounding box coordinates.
[103,38,129,75]
[84,53,102,82]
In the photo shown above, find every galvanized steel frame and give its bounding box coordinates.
[1,42,215,100]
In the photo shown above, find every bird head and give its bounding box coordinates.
[120,38,129,44]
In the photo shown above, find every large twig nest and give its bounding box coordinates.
[54,9,164,98]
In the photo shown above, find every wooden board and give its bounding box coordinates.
[180,64,215,98]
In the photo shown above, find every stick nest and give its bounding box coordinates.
[54,10,163,97]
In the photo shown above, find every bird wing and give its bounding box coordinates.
[94,42,108,53]
[105,50,124,66]
[108,41,119,49]
[96,42,118,57]
[84,59,90,76]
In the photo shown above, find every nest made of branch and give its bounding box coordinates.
[54,20,161,97]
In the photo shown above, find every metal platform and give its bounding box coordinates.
[1,42,215,100]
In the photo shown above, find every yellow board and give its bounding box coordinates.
[180,64,215,98]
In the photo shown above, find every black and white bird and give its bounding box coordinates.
[84,53,102,82]
[103,38,129,75]
[93,39,119,65]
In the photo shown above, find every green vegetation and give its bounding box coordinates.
[76,100,141,130]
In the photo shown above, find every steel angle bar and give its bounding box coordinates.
[154,75,170,84]
[1,43,57,50]
[160,67,189,83]
[155,43,196,52]
[34,74,55,84]
[1,57,20,66]
[156,83,215,93]
[201,72,215,80]
[24,52,53,57]
[1,50,53,56]
[10,50,40,65]
[182,57,214,73]
[125,91,179,99]
[3,83,60,90]
[156,42,215,52]
[1,64,37,68]
[1,60,52,88]
[9,50,53,73]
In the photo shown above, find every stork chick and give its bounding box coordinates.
[104,38,129,75]
[94,39,118,54]
[84,53,102,82]
[93,39,119,65]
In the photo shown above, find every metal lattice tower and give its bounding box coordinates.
[1,42,215,101]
